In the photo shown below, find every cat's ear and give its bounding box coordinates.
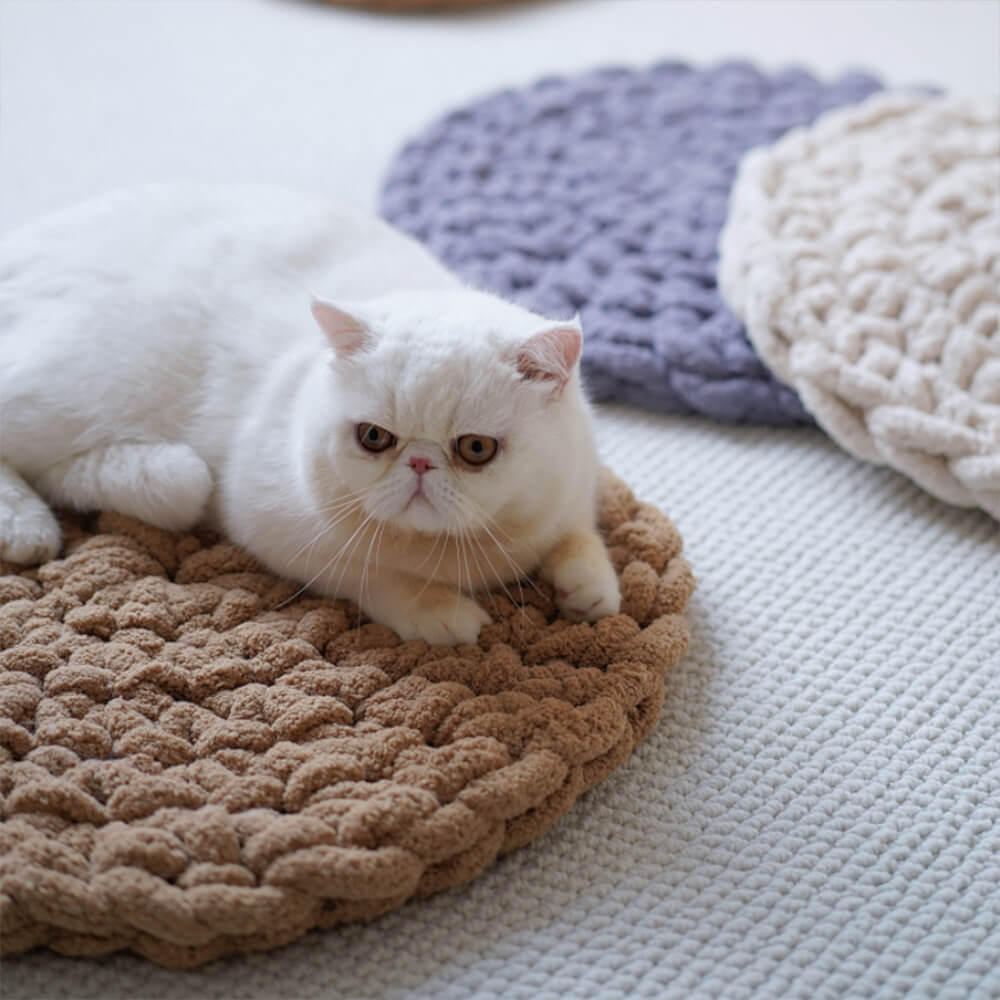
[516,323,583,394]
[311,299,370,358]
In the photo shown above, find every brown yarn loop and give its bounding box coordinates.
[0,468,693,967]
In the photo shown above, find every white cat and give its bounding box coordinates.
[0,185,620,645]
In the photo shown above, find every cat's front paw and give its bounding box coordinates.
[387,589,492,646]
[545,532,622,623]
[0,499,61,565]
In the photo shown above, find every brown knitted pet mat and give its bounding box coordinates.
[0,469,693,968]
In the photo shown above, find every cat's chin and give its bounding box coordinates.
[386,498,450,537]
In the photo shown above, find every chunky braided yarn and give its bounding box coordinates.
[380,61,884,424]
[720,93,1000,518]
[0,470,693,968]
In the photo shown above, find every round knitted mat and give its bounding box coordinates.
[380,61,885,424]
[0,470,693,968]
[719,93,1000,519]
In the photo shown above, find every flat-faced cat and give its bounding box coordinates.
[0,185,620,644]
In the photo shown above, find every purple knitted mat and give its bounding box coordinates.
[380,62,884,423]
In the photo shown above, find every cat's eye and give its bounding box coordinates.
[356,422,396,453]
[454,435,499,467]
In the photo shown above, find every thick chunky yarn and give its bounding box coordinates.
[0,470,693,967]
[720,94,1000,518]
[381,62,883,423]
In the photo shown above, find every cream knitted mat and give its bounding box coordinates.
[719,93,1000,518]
[0,470,693,968]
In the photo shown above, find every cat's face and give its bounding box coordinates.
[313,290,585,539]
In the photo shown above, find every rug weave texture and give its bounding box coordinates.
[0,470,692,968]
[380,61,884,423]
[720,94,1000,518]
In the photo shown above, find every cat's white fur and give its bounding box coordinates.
[0,185,620,645]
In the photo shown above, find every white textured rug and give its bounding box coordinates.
[720,93,1000,519]
[4,1,1000,997]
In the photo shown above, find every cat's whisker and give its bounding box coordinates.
[408,529,450,608]
[272,518,347,609]
[283,490,370,568]
[273,579,316,610]
[277,513,356,600]
[286,511,345,576]
[453,529,476,629]
[279,484,383,591]
[481,516,515,548]
[465,525,532,634]
[328,511,381,630]
[452,496,539,635]
[358,517,386,631]
[274,506,376,611]
[466,502,517,546]
[315,486,376,517]
[373,516,387,585]
[454,493,543,603]
[462,527,503,620]
[409,532,443,575]
[466,526,519,615]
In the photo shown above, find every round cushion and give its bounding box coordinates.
[0,470,693,967]
[380,61,883,423]
[719,94,1000,518]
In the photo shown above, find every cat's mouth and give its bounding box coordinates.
[403,488,434,513]
[391,487,446,536]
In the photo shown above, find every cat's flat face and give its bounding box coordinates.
[314,290,584,540]
[333,331,554,537]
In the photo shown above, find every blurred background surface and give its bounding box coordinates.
[2,0,998,233]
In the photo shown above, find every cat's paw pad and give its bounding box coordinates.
[553,557,621,623]
[393,593,492,646]
[0,501,61,565]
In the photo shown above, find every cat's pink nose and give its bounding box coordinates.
[409,456,435,476]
